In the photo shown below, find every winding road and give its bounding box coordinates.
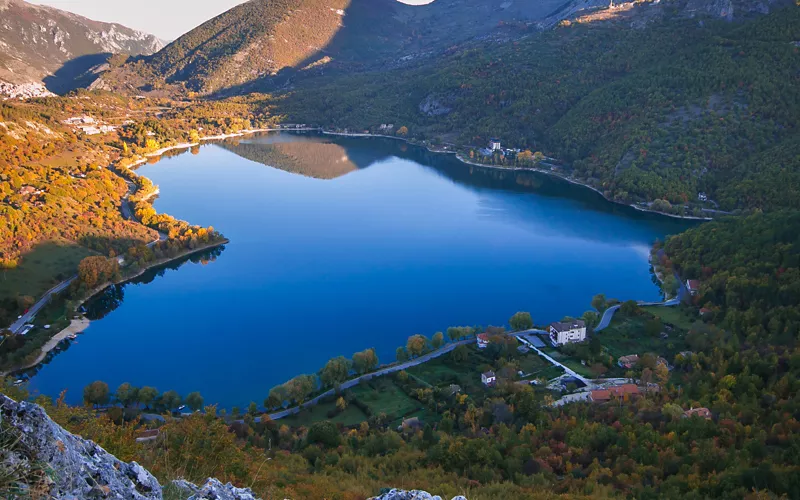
[6,278,76,334]
[594,296,680,333]
[244,337,476,422]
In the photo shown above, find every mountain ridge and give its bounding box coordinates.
[0,0,164,94]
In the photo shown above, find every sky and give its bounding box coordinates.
[28,0,434,40]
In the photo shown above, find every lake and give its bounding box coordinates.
[27,132,694,408]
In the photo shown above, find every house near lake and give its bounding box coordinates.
[482,370,496,387]
[549,320,587,346]
[476,333,490,349]
[618,354,639,369]
[686,279,701,295]
[489,138,502,151]
[590,384,640,403]
[683,407,712,420]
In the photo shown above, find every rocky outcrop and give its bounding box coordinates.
[0,394,161,499]
[369,489,467,500]
[171,479,260,500]
[0,395,261,500]
[419,95,453,117]
[0,0,164,91]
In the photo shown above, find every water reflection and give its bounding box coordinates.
[220,134,362,180]
[86,246,225,320]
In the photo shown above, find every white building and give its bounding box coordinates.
[476,333,490,349]
[489,138,501,151]
[481,370,496,387]
[549,320,587,345]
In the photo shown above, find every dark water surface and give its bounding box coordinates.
[29,133,694,407]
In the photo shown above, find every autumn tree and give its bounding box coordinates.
[352,348,379,374]
[83,381,109,408]
[406,334,428,358]
[320,356,350,388]
[114,383,138,408]
[509,311,533,331]
[138,386,158,409]
[431,331,445,349]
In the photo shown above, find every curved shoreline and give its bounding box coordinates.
[1,239,229,377]
[321,130,711,221]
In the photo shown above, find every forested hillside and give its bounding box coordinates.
[277,4,800,212]
[101,0,570,95]
[663,211,800,344]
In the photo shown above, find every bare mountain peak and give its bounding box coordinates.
[0,0,163,93]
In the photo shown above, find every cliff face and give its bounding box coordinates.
[0,395,256,500]
[0,0,164,92]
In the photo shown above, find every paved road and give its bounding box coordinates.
[244,338,475,422]
[594,297,679,333]
[514,331,593,386]
[6,277,76,334]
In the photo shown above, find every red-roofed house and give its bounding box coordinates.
[686,280,701,295]
[590,384,640,402]
[477,333,490,349]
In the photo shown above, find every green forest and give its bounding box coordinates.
[277,6,800,214]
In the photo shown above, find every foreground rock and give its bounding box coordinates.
[369,489,467,500]
[0,394,161,499]
[171,478,259,500]
[0,395,261,500]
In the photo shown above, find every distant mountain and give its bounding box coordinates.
[104,0,571,95]
[0,0,164,94]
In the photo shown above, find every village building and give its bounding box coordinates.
[590,384,640,402]
[549,320,587,346]
[686,279,701,295]
[135,429,160,443]
[683,407,712,419]
[481,370,496,387]
[398,417,425,433]
[476,333,490,349]
[489,138,501,151]
[617,354,639,369]
[18,186,36,196]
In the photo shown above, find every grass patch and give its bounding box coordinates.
[0,241,95,302]
[407,346,495,397]
[281,401,369,428]
[598,313,689,360]
[641,306,699,331]
[350,378,420,418]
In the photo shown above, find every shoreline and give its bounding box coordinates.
[1,318,90,377]
[321,129,710,221]
[1,239,229,377]
[453,154,712,221]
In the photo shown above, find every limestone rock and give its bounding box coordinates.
[369,489,467,500]
[0,394,161,499]
[171,478,260,500]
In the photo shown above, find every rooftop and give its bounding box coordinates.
[590,384,640,402]
[551,320,586,332]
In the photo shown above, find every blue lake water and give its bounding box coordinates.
[28,133,694,408]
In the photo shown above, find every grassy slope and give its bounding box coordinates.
[0,241,96,302]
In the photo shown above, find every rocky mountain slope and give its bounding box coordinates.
[0,0,163,94]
